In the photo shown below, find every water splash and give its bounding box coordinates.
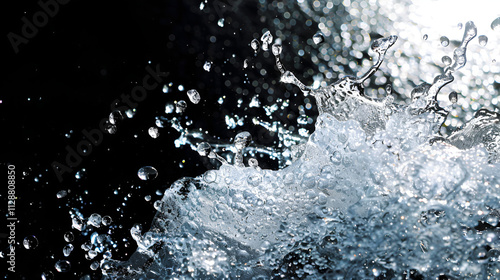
[100,22,500,279]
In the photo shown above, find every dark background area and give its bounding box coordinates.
[1,0,317,279]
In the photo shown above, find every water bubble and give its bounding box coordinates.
[440,36,449,47]
[102,215,112,226]
[250,39,260,52]
[109,110,124,125]
[203,61,212,72]
[197,142,212,156]
[138,166,158,181]
[234,131,252,151]
[491,17,500,31]
[88,213,102,228]
[422,34,428,40]
[176,100,187,113]
[41,271,54,280]
[442,56,452,66]
[148,127,159,138]
[449,91,458,103]
[23,235,38,249]
[63,244,74,257]
[63,231,74,242]
[56,190,68,199]
[312,32,325,44]
[271,43,282,56]
[187,89,201,104]
[55,260,71,273]
[261,31,273,51]
[478,35,488,46]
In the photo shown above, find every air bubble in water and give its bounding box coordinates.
[478,35,488,46]
[449,91,458,103]
[56,190,67,199]
[187,89,201,104]
[491,17,500,31]
[138,166,158,181]
[148,127,159,138]
[176,100,187,113]
[55,260,71,273]
[422,34,428,40]
[442,55,452,66]
[109,110,124,125]
[102,215,112,226]
[440,36,449,47]
[203,61,212,72]
[88,213,102,227]
[63,231,74,242]
[250,39,260,52]
[312,32,325,44]
[271,43,282,56]
[23,235,38,249]
[261,31,273,51]
[63,244,74,257]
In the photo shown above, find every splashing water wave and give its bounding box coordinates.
[101,21,500,279]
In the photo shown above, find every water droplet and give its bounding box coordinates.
[440,36,449,47]
[63,244,74,257]
[102,215,112,226]
[261,31,273,51]
[203,170,217,183]
[55,260,71,273]
[449,91,458,103]
[248,158,259,168]
[148,127,159,138]
[493,59,497,63]
[105,123,117,134]
[234,131,252,151]
[145,195,151,201]
[187,89,201,104]
[491,17,500,31]
[197,142,212,156]
[250,39,260,52]
[23,235,38,249]
[176,100,187,113]
[165,103,174,114]
[385,84,392,94]
[90,261,100,270]
[313,32,325,44]
[243,59,249,69]
[109,110,124,125]
[56,190,68,199]
[162,84,169,93]
[63,231,74,242]
[442,56,452,66]
[457,23,463,29]
[88,213,102,228]
[478,35,488,46]
[271,43,282,56]
[217,18,224,27]
[203,61,212,72]
[138,166,158,181]
[422,34,428,40]
[41,271,54,280]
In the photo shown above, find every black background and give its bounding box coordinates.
[1,0,317,279]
